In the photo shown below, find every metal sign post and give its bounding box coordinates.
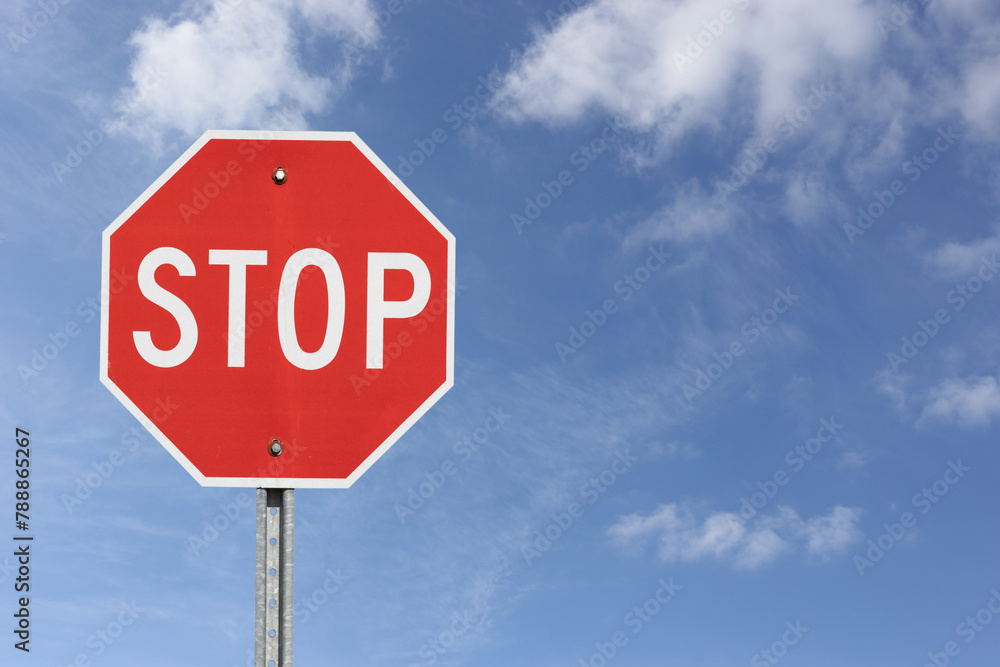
[256,489,294,667]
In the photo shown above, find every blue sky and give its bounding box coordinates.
[3,0,1000,665]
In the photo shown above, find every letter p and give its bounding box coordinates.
[367,253,431,369]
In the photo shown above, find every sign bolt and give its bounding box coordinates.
[272,167,287,185]
[268,439,283,457]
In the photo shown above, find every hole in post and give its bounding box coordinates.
[269,629,276,637]
[270,538,277,545]
[269,568,277,576]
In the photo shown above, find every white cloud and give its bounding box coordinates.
[961,54,1000,139]
[609,502,861,569]
[493,0,1000,244]
[926,228,1000,279]
[493,0,879,151]
[112,0,379,152]
[797,505,863,555]
[920,373,1000,428]
[838,449,870,470]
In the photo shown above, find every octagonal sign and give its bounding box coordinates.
[100,130,454,488]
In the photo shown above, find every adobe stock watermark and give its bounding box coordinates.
[296,568,349,625]
[715,81,837,198]
[877,0,932,41]
[396,71,505,178]
[51,64,170,183]
[55,601,145,667]
[883,255,997,373]
[185,440,308,556]
[511,117,629,234]
[731,416,845,526]
[921,587,1000,667]
[407,610,479,667]
[682,287,800,403]
[218,233,343,356]
[8,0,71,54]
[185,492,254,557]
[556,246,671,363]
[522,450,638,565]
[349,281,465,396]
[61,399,178,513]
[577,577,681,667]
[750,620,809,667]
[178,110,295,223]
[853,459,969,576]
[17,268,133,385]
[843,126,959,244]
[672,0,750,72]
[394,407,512,523]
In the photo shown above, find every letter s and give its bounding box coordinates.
[132,247,198,367]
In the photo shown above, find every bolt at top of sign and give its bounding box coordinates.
[100,130,455,488]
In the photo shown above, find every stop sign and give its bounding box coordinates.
[100,130,454,488]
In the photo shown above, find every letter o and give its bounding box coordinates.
[277,249,345,370]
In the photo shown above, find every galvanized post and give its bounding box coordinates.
[256,488,294,667]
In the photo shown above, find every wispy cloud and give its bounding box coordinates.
[609,502,862,569]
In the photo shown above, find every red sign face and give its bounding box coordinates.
[100,131,454,488]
